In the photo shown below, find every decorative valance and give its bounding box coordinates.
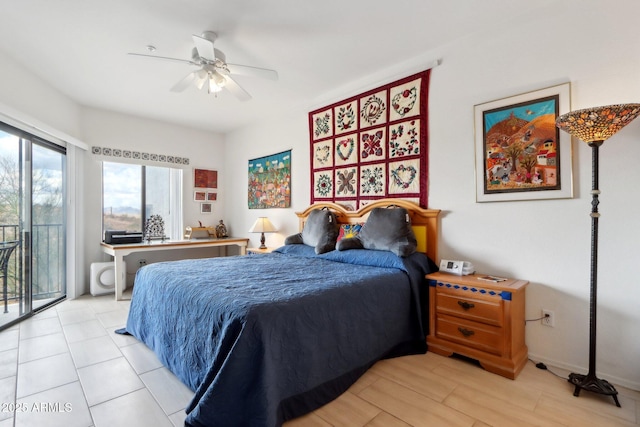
[308,69,431,209]
[91,146,190,167]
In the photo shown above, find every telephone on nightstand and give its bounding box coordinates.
[439,259,475,276]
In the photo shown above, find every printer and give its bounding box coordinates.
[104,230,143,244]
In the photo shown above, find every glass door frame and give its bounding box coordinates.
[0,122,67,331]
[30,137,67,312]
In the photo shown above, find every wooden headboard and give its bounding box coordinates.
[295,199,441,262]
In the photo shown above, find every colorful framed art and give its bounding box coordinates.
[474,83,573,202]
[194,168,218,189]
[248,150,291,209]
[309,69,432,209]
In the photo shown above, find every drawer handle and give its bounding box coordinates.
[458,327,475,337]
[457,300,475,310]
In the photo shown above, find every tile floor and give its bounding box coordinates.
[0,294,192,427]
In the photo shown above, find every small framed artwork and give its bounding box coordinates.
[194,190,206,201]
[206,192,217,201]
[194,168,218,189]
[200,203,212,214]
[474,82,573,202]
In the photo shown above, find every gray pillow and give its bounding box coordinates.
[284,208,339,254]
[337,207,417,257]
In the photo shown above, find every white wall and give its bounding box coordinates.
[79,107,226,288]
[226,113,309,249]
[0,51,80,138]
[225,1,640,390]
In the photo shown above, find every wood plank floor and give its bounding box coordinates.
[285,352,640,427]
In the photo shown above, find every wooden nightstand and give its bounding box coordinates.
[425,272,529,379]
[247,247,275,255]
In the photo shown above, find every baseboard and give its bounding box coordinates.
[527,352,640,392]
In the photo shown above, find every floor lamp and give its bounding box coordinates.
[556,103,640,407]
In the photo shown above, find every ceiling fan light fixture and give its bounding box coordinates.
[208,78,223,94]
[212,72,226,87]
[194,69,208,90]
[207,72,227,94]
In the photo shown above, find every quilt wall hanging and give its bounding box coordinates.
[309,69,431,210]
[248,150,292,209]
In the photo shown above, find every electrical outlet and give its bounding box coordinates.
[139,259,147,267]
[541,309,554,327]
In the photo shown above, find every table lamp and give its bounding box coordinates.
[249,217,277,249]
[556,103,640,407]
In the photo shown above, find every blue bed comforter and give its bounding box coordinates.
[122,245,435,427]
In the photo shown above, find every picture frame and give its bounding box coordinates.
[248,150,291,209]
[474,82,572,202]
[194,190,206,201]
[206,192,217,201]
[194,168,218,189]
[200,203,212,214]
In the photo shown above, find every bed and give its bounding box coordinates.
[119,199,441,427]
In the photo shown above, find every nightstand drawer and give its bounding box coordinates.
[436,314,503,355]
[436,291,503,326]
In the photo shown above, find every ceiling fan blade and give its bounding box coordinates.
[223,76,252,101]
[128,52,196,66]
[192,34,217,61]
[170,71,197,92]
[227,63,278,81]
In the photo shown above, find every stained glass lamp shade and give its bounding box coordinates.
[556,104,640,142]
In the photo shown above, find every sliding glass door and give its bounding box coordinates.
[0,123,66,330]
[31,143,66,309]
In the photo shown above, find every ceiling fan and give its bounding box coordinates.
[128,31,278,101]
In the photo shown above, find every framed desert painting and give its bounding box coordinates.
[474,83,573,202]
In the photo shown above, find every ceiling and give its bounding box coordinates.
[0,0,544,134]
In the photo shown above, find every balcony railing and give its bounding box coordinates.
[1,224,65,307]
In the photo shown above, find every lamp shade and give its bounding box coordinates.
[556,103,640,142]
[248,217,277,233]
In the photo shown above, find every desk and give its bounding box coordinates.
[100,237,249,300]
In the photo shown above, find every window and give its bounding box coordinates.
[103,162,142,231]
[102,161,182,239]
